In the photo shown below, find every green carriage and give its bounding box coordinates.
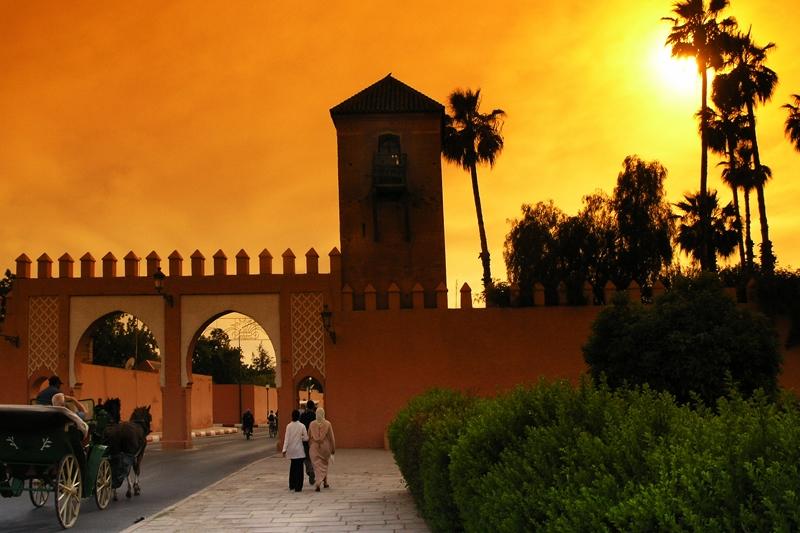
[0,404,113,529]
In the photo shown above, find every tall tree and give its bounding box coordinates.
[577,191,619,302]
[663,0,736,271]
[192,328,244,384]
[709,72,752,271]
[0,269,14,325]
[503,200,565,305]
[245,342,276,386]
[442,88,505,293]
[720,146,759,269]
[784,94,800,152]
[612,156,675,288]
[674,190,740,269]
[90,313,160,368]
[721,31,779,273]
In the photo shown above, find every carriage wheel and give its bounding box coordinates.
[94,457,112,510]
[29,478,49,508]
[55,454,82,529]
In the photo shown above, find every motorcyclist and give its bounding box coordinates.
[267,410,277,437]
[242,409,255,439]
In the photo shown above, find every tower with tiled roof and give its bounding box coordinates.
[330,75,447,308]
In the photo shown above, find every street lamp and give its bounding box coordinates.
[153,267,174,307]
[320,304,336,344]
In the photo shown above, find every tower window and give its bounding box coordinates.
[373,134,407,191]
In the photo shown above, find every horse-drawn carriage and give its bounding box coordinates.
[0,403,113,529]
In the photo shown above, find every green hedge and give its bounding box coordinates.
[390,382,800,532]
[387,388,478,531]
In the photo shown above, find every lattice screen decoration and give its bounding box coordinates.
[291,292,325,377]
[28,296,60,377]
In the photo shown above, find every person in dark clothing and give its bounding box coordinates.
[299,400,317,485]
[35,375,63,405]
[242,409,254,439]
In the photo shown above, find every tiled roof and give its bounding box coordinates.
[330,75,444,116]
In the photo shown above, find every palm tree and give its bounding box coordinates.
[720,147,758,269]
[663,0,736,271]
[674,190,740,270]
[784,94,800,152]
[722,30,779,273]
[706,100,748,269]
[442,88,505,292]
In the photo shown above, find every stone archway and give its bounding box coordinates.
[69,296,165,388]
[180,294,282,388]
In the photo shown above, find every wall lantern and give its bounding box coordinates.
[320,304,336,344]
[1,334,19,347]
[153,267,174,307]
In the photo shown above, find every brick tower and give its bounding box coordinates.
[330,75,447,308]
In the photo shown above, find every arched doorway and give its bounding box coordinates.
[187,310,278,427]
[67,310,163,429]
[296,375,324,410]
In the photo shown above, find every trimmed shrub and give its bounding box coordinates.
[392,382,800,531]
[387,388,476,524]
[418,394,479,532]
[583,273,781,404]
[447,381,580,530]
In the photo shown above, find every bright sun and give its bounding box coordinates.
[653,43,702,97]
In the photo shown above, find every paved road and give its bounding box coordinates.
[0,427,276,533]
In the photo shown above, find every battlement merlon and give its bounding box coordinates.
[14,247,341,279]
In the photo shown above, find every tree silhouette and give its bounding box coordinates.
[577,191,618,302]
[90,313,160,368]
[504,200,565,305]
[719,30,778,273]
[0,270,14,325]
[442,88,505,294]
[708,75,750,270]
[720,146,760,269]
[192,328,244,384]
[663,0,736,271]
[674,190,740,269]
[784,94,800,152]
[612,156,674,288]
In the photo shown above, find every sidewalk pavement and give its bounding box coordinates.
[122,449,430,532]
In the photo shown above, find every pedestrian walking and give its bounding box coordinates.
[282,409,308,492]
[299,399,317,485]
[309,407,335,491]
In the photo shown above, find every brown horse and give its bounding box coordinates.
[104,405,151,500]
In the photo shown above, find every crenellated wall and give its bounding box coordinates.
[0,246,342,448]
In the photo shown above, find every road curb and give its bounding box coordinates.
[146,426,238,443]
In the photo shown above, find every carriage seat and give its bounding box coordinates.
[0,404,88,438]
[53,406,89,440]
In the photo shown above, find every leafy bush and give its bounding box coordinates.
[434,382,800,531]
[757,268,800,348]
[583,273,781,404]
[447,382,580,529]
[418,394,479,532]
[387,388,476,527]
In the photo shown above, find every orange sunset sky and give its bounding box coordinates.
[1,1,798,303]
